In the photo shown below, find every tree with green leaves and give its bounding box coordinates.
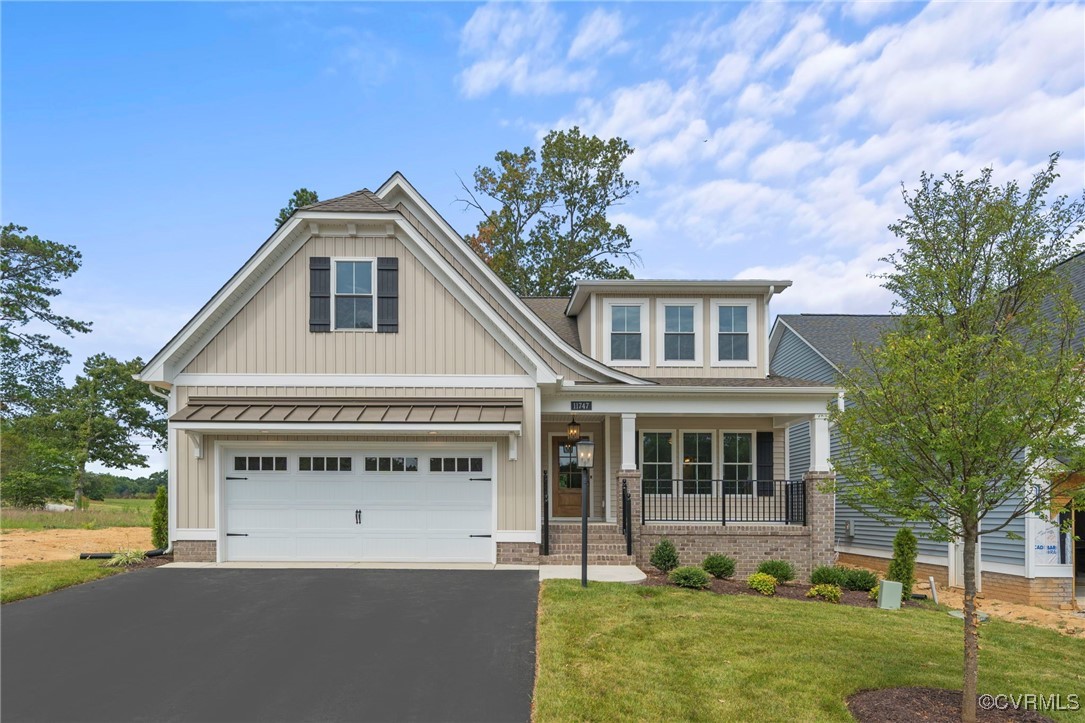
[830,154,1085,722]
[0,415,75,507]
[151,484,168,550]
[276,188,319,228]
[1,224,91,418]
[53,354,167,509]
[458,127,639,296]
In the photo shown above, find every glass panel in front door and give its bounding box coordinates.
[558,444,581,489]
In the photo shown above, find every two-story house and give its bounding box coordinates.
[138,173,839,575]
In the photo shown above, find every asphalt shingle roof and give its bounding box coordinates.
[777,314,899,374]
[302,189,395,214]
[520,297,581,351]
[644,375,835,388]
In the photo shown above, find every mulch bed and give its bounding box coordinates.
[113,554,173,572]
[848,687,1055,722]
[640,569,921,608]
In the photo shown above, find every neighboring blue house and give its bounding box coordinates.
[769,253,1084,609]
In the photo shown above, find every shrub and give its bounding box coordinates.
[887,527,918,599]
[702,554,736,579]
[151,485,168,550]
[756,559,795,582]
[806,583,843,603]
[104,549,146,567]
[810,565,846,586]
[841,568,879,592]
[868,584,879,602]
[747,572,777,596]
[669,566,711,589]
[650,538,679,573]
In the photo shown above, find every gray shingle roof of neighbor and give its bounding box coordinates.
[302,189,395,214]
[520,296,581,351]
[1047,251,1085,352]
[777,314,900,374]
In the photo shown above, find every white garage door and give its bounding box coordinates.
[224,449,493,563]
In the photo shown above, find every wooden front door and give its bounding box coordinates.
[552,440,583,517]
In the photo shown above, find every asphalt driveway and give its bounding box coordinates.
[1,568,538,723]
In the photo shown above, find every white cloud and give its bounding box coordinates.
[569,9,628,61]
[706,53,750,95]
[750,141,822,181]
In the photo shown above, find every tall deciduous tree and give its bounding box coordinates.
[0,224,91,417]
[54,354,167,508]
[831,155,1085,722]
[276,188,319,228]
[459,127,639,296]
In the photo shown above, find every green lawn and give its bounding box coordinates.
[535,580,1085,722]
[1,498,154,531]
[0,559,125,604]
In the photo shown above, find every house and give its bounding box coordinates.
[770,253,1085,609]
[137,173,840,575]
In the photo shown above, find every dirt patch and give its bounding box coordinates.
[0,527,153,567]
[927,583,1085,640]
[639,570,916,608]
[848,687,1055,722]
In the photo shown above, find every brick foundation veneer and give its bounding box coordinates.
[837,552,1075,609]
[639,525,820,579]
[496,542,539,565]
[173,540,216,562]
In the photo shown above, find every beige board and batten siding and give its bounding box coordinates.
[395,203,590,382]
[184,233,526,376]
[591,293,768,378]
[173,385,537,532]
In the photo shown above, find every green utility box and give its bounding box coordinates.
[878,580,903,610]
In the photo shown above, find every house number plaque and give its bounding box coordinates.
[571,401,592,411]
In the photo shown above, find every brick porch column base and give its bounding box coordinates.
[803,470,836,570]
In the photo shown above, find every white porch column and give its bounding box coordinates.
[621,413,637,471]
[810,413,831,472]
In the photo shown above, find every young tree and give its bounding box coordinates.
[1,224,91,418]
[54,354,167,508]
[458,127,640,296]
[275,188,319,228]
[831,155,1085,722]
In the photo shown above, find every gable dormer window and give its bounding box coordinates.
[656,299,703,366]
[603,299,647,366]
[333,259,375,330]
[711,299,757,367]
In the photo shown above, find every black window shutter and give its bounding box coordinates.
[756,431,774,495]
[377,257,399,333]
[309,257,331,332]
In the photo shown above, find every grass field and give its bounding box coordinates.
[1,498,154,531]
[0,559,124,604]
[534,580,1085,722]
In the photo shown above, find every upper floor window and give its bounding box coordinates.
[712,300,756,367]
[605,300,647,365]
[334,259,374,330]
[657,299,703,366]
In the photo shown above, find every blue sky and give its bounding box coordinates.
[4,2,1085,475]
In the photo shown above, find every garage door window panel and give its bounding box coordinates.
[234,456,287,472]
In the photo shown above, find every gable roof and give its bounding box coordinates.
[302,189,394,214]
[775,314,898,374]
[521,297,581,351]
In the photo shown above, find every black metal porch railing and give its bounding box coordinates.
[641,479,808,525]
[541,470,550,556]
[621,480,632,555]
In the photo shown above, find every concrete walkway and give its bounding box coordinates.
[538,565,646,583]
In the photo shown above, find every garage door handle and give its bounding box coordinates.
[355,509,361,525]
[469,534,492,538]
[470,478,491,481]
[226,476,248,481]
[226,533,248,537]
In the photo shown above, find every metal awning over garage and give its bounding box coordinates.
[171,397,523,425]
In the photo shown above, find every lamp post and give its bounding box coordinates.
[576,439,595,588]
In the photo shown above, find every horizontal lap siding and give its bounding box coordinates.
[768,328,838,384]
[788,421,810,480]
[173,386,536,532]
[184,234,524,376]
[981,495,1026,567]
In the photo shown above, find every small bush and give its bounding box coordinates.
[806,583,843,603]
[702,554,736,579]
[747,572,777,596]
[151,485,168,550]
[650,538,680,573]
[810,565,846,586]
[669,566,710,589]
[756,559,795,582]
[104,549,146,567]
[887,527,918,599]
[841,568,879,592]
[868,584,879,601]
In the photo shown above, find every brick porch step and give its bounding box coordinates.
[542,523,634,565]
[540,553,637,565]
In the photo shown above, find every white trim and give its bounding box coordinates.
[605,415,614,522]
[719,429,757,496]
[172,422,521,434]
[172,373,537,388]
[835,544,948,567]
[620,413,637,471]
[330,257,376,332]
[710,298,758,368]
[186,431,204,460]
[493,531,537,543]
[677,428,716,496]
[507,433,518,461]
[168,387,178,549]
[174,528,217,541]
[214,439,224,562]
[568,279,790,316]
[769,318,841,374]
[639,428,676,495]
[602,298,649,367]
[654,298,703,367]
[542,395,836,416]
[545,432,598,520]
[589,293,597,358]
[534,385,542,543]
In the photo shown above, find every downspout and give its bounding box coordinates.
[145,383,173,555]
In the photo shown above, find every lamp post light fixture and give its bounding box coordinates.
[576,439,595,588]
